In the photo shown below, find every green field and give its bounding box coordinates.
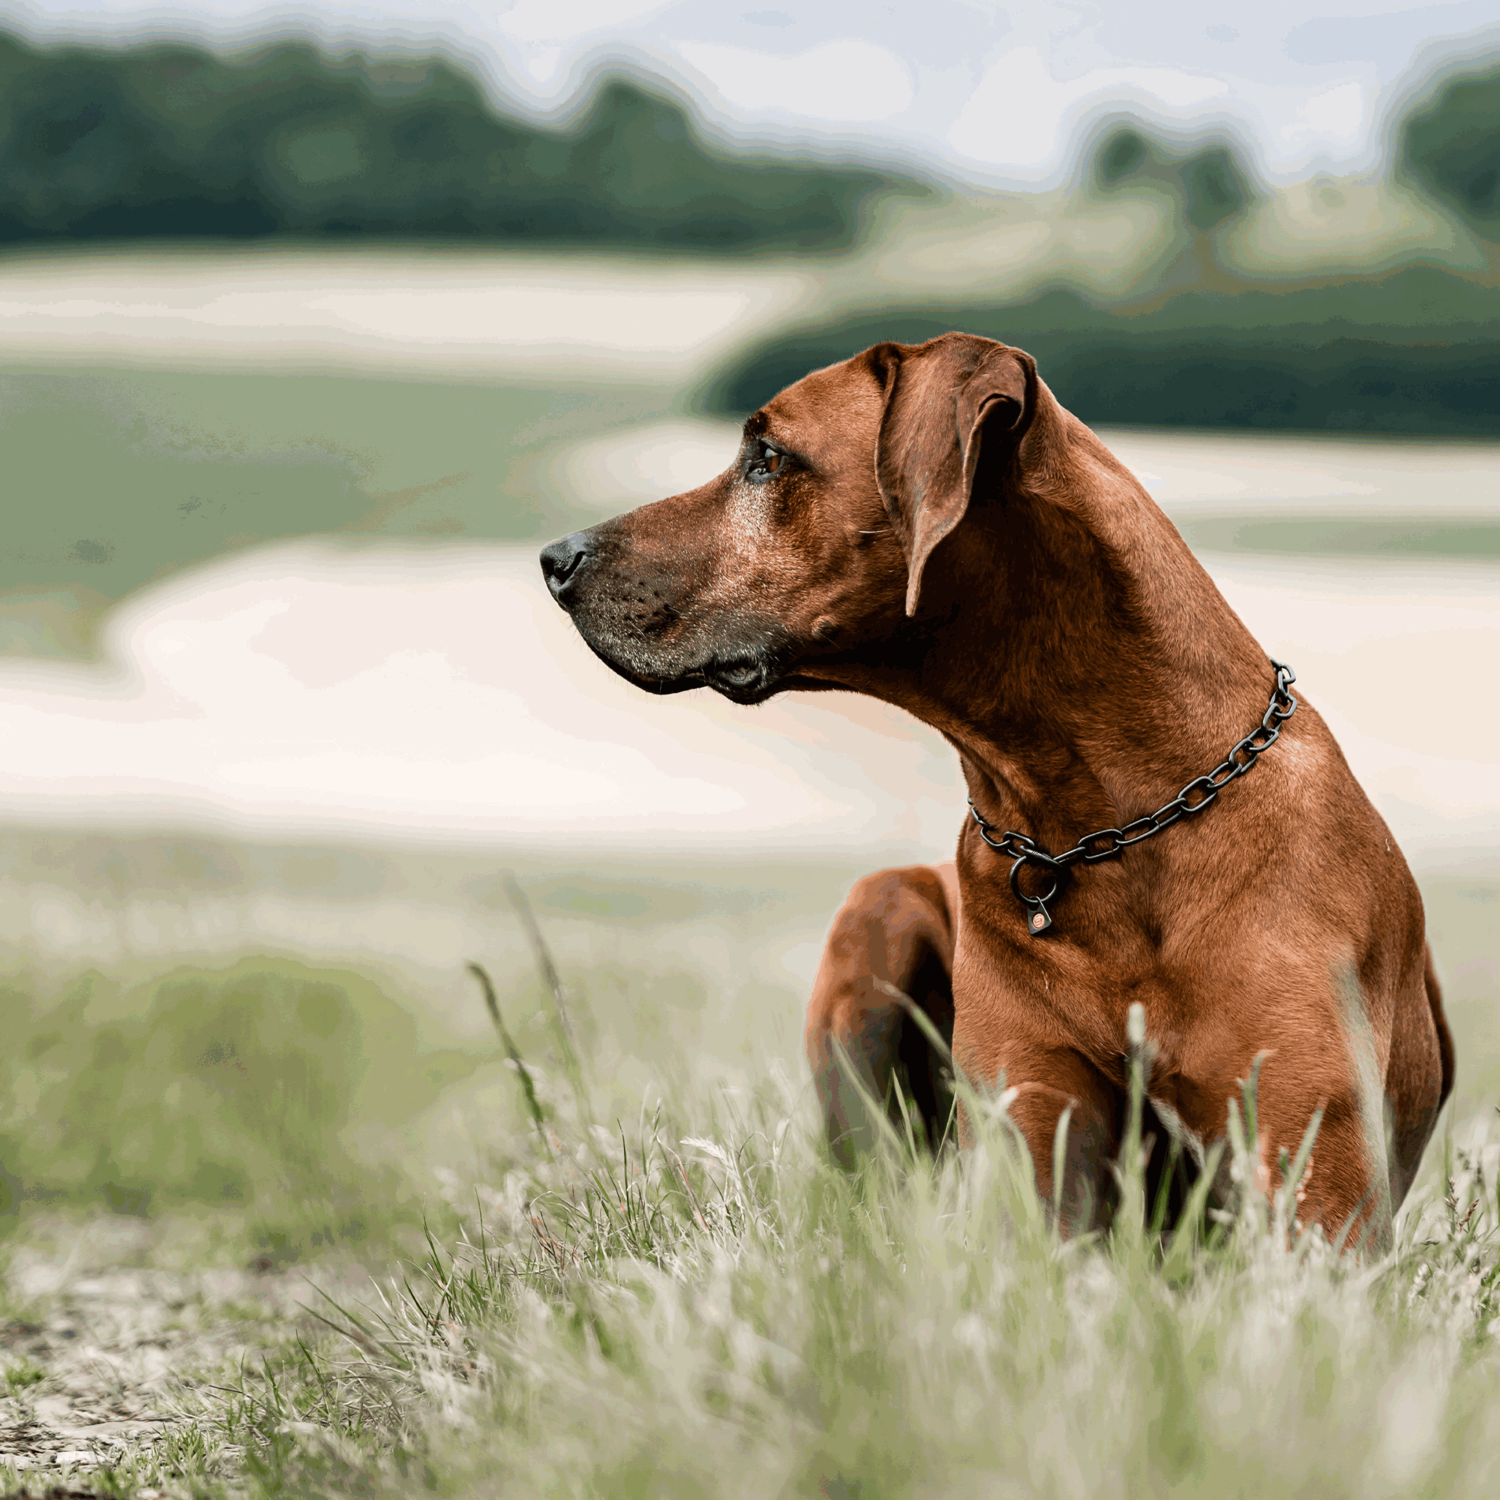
[0,359,677,659]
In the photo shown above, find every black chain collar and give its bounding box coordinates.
[968,661,1298,936]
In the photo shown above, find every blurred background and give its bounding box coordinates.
[1,0,1497,1255]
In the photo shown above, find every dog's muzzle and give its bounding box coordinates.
[539,528,789,704]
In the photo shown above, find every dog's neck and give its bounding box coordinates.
[856,433,1277,856]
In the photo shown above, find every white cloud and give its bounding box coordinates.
[675,38,916,125]
[494,0,675,45]
[1276,80,1372,164]
[948,46,1231,176]
[524,46,565,83]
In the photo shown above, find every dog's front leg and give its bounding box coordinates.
[1234,1061,1394,1253]
[954,1026,1119,1235]
[1171,1035,1396,1253]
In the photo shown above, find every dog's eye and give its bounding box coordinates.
[747,440,789,482]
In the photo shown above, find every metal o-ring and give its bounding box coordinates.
[1009,856,1060,911]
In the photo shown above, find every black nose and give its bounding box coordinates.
[540,533,590,604]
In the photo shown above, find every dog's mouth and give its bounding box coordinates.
[579,635,786,705]
[704,654,780,703]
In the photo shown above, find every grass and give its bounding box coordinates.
[2,868,1498,1498]
[0,956,494,1260]
[0,361,676,658]
[199,1066,1497,1499]
[2,1358,45,1391]
[28,1004,1495,1498]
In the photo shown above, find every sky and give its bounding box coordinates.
[3,0,1498,186]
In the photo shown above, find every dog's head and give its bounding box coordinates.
[540,333,1056,704]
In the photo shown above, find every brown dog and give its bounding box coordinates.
[541,333,1453,1247]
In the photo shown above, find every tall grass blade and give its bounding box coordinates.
[1052,1102,1074,1232]
[502,872,579,1063]
[467,960,550,1149]
[829,1035,910,1164]
[872,977,954,1068]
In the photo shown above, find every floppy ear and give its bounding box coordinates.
[873,336,1034,617]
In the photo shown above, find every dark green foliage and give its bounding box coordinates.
[703,270,1500,435]
[1179,146,1251,231]
[0,30,928,250]
[1399,59,1500,236]
[1090,123,1253,230]
[1094,126,1150,187]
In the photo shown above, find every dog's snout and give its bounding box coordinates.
[540,533,591,604]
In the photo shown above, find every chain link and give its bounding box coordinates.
[969,661,1298,936]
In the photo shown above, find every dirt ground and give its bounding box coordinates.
[1,1216,367,1496]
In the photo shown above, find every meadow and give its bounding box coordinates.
[1,843,1498,1498]
[2,65,1499,1483]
